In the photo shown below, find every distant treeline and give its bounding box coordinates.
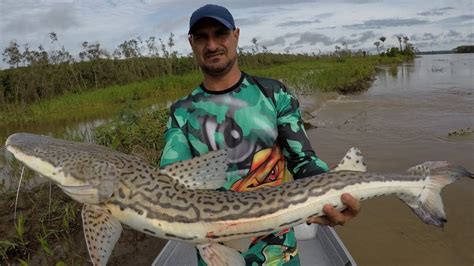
[0,53,311,106]
[453,45,474,53]
[415,45,474,55]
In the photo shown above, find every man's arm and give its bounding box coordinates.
[159,110,193,168]
[274,82,361,226]
[274,82,328,179]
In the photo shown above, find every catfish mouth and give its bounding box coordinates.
[57,183,95,193]
[57,183,102,204]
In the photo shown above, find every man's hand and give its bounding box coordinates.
[307,193,361,227]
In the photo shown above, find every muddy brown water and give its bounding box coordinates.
[303,54,473,265]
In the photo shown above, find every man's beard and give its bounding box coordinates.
[200,55,236,77]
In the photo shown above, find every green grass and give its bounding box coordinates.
[93,106,170,166]
[247,55,404,92]
[0,72,201,128]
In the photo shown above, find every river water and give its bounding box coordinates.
[304,54,473,265]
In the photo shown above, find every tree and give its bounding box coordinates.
[379,36,386,53]
[36,45,49,65]
[334,45,341,56]
[164,33,177,74]
[251,38,259,54]
[396,36,403,52]
[22,44,33,66]
[2,41,22,68]
[342,41,349,51]
[403,36,409,52]
[21,44,48,66]
[158,38,169,59]
[145,36,159,57]
[167,33,175,55]
[79,41,109,61]
[113,39,141,59]
[374,41,381,55]
[49,32,74,64]
[386,47,400,57]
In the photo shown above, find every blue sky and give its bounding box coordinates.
[0,0,473,67]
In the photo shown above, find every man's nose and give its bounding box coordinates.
[205,35,219,50]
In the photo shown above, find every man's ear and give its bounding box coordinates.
[188,35,193,46]
[234,28,240,40]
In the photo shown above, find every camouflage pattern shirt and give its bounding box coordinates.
[160,72,328,265]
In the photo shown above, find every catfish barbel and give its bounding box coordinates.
[4,133,473,265]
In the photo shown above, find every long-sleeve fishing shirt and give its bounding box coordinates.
[160,71,328,265]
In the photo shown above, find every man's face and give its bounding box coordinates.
[189,19,240,77]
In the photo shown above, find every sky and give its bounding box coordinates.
[0,0,473,68]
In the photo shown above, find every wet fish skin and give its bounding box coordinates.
[4,133,473,265]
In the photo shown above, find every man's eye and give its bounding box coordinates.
[216,31,229,37]
[193,34,206,40]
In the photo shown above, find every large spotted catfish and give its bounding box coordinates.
[5,133,473,265]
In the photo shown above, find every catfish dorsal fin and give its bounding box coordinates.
[331,147,366,172]
[159,149,229,190]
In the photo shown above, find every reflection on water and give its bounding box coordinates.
[388,64,398,77]
[307,54,474,265]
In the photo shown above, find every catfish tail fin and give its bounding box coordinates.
[400,162,472,227]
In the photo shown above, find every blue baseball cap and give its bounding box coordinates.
[188,4,236,34]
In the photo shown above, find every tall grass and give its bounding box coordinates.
[0,72,201,128]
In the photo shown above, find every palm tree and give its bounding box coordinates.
[379,36,386,52]
[374,41,381,55]
[403,36,409,52]
[396,36,403,52]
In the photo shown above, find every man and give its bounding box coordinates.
[160,4,361,265]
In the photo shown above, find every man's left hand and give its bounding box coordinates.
[307,193,361,227]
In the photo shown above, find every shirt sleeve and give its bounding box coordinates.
[275,82,329,179]
[159,106,193,168]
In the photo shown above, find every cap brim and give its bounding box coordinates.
[188,16,235,34]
